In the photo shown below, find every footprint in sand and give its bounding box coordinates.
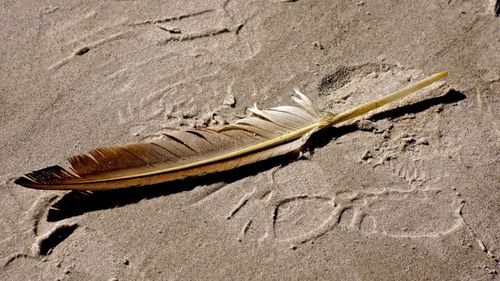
[266,187,462,244]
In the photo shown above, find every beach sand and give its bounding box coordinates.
[1,0,499,280]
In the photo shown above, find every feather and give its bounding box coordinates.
[15,71,448,190]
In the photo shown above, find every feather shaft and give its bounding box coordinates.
[324,71,448,125]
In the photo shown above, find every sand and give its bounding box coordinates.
[1,0,499,280]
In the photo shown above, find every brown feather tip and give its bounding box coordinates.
[14,165,75,189]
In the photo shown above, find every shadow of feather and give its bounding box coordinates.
[369,89,465,121]
[47,89,465,222]
[47,152,299,222]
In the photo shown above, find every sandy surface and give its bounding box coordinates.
[1,0,499,280]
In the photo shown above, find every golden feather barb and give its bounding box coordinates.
[15,72,448,191]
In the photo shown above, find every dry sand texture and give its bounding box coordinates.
[1,0,499,280]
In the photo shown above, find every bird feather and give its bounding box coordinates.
[15,72,448,190]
